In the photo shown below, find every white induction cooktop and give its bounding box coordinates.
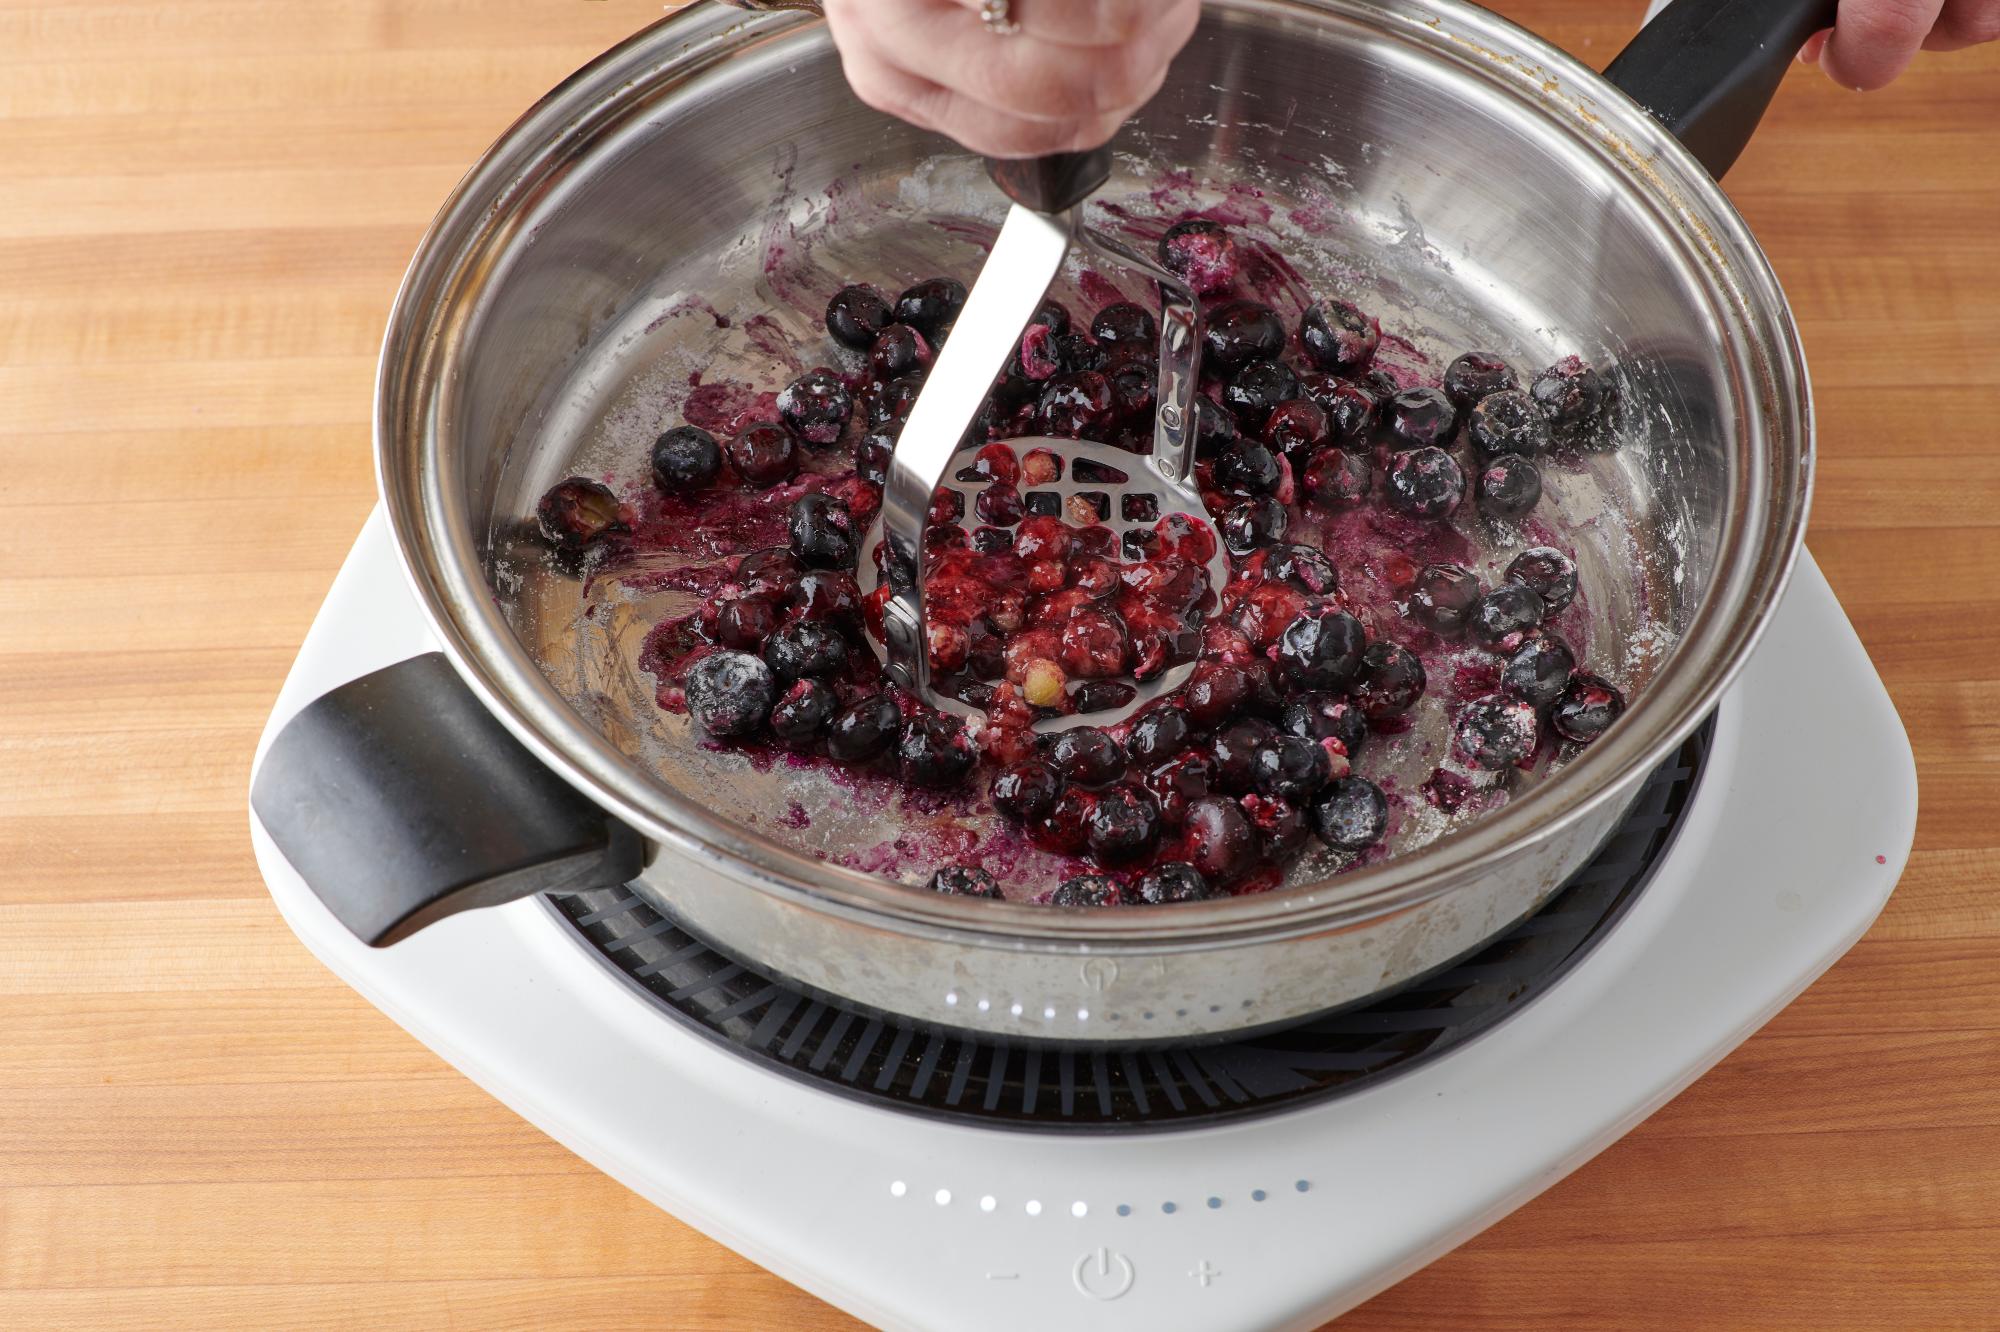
[249,508,1914,1330]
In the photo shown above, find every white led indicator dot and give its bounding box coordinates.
[1026,1200,1043,1216]
[1071,1201,1089,1218]
[980,1195,996,1212]
[1077,1009,1090,1022]
[890,1180,907,1197]
[935,1188,952,1206]
[1010,1003,1024,1017]
[945,992,959,1007]
[1043,1006,1056,1020]
[976,998,990,1012]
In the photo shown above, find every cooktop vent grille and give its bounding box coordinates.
[550,719,1711,1133]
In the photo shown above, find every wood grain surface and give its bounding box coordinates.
[1,2,1996,1328]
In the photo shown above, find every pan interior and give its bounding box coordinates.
[460,6,1736,902]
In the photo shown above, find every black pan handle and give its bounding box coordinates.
[1604,0,1837,177]
[986,145,1115,215]
[251,653,643,946]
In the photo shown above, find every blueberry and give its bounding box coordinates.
[650,426,721,495]
[1409,562,1481,634]
[869,323,931,379]
[1552,673,1626,743]
[769,678,836,748]
[1131,861,1216,904]
[536,477,625,549]
[726,421,799,488]
[1223,358,1301,427]
[1035,787,1097,854]
[1472,580,1544,652]
[776,370,853,448]
[1125,706,1192,768]
[1278,692,1368,758]
[1455,694,1541,770]
[1299,299,1380,373]
[762,621,847,681]
[1264,399,1330,458]
[1030,299,1072,336]
[1244,792,1309,863]
[1505,546,1578,614]
[1383,387,1458,450]
[1349,642,1426,718]
[895,277,967,338]
[1142,750,1214,825]
[786,492,857,569]
[1157,218,1238,294]
[1213,718,1279,794]
[1049,726,1126,788]
[1385,446,1465,520]
[1302,446,1372,508]
[1182,660,1253,728]
[826,284,894,349]
[1203,300,1286,374]
[711,592,782,650]
[1467,389,1551,459]
[1276,610,1367,690]
[1265,543,1338,596]
[854,431,893,486]
[1104,350,1157,421]
[1442,351,1519,413]
[793,569,863,631]
[1090,301,1157,347]
[1361,367,1400,398]
[976,483,1025,527]
[1312,776,1388,852]
[1213,437,1281,496]
[1055,331,1105,373]
[1221,496,1289,555]
[1184,795,1258,883]
[1194,396,1238,457]
[1468,583,1547,650]
[1530,356,1611,439]
[991,759,1062,822]
[1050,874,1121,907]
[864,374,924,429]
[1037,371,1115,438]
[826,693,901,763]
[736,547,802,597]
[898,711,976,788]
[683,650,775,737]
[1087,783,1164,865]
[1477,454,1543,520]
[1252,732,1333,801]
[1299,372,1379,445]
[929,864,1003,899]
[1501,636,1576,710]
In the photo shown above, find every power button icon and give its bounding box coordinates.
[1072,1246,1136,1300]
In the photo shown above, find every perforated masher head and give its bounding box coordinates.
[855,200,1226,734]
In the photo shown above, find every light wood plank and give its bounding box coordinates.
[1,3,1995,1329]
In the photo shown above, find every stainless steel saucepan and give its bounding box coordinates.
[254,0,1825,1044]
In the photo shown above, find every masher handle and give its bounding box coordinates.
[986,146,1116,216]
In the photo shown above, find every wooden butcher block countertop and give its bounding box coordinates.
[1,2,1996,1328]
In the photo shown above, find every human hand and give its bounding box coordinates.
[1798,0,2000,89]
[822,0,1201,158]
